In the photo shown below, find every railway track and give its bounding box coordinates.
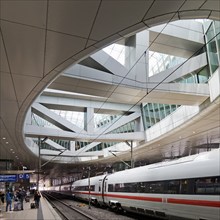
[42,192,97,220]
[42,192,159,220]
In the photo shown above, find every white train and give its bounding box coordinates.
[49,148,220,220]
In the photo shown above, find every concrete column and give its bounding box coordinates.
[84,107,94,133]
[24,108,32,126]
[70,141,76,152]
[124,30,149,87]
[125,35,136,70]
[135,117,144,132]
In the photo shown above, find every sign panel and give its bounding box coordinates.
[0,173,30,182]
[18,173,30,180]
[0,175,17,182]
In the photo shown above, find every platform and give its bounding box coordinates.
[0,194,61,220]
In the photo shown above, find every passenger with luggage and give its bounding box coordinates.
[34,190,41,208]
[13,190,21,211]
[15,188,26,211]
[25,189,30,202]
[20,188,26,210]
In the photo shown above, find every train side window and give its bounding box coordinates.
[215,177,220,194]
[180,180,188,194]
[179,179,194,194]
[76,185,86,191]
[108,184,113,192]
[196,178,208,194]
[142,182,149,193]
[115,183,121,192]
[167,180,180,194]
[137,182,148,193]
[124,182,137,193]
[195,176,220,195]
[149,182,164,193]
[114,182,137,192]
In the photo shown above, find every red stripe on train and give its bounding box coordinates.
[167,198,220,208]
[104,193,162,202]
[74,191,220,207]
[74,191,161,202]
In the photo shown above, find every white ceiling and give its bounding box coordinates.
[0,0,219,171]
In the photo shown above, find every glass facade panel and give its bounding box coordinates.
[158,104,165,120]
[205,20,220,75]
[197,66,210,83]
[153,103,160,123]
[207,40,218,73]
[206,23,215,42]
[215,21,220,61]
[149,52,186,76]
[142,103,180,130]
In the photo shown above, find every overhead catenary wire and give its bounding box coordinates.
[73,7,212,156]
[73,29,219,157]
[40,19,219,160]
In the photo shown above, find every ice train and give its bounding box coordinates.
[48,148,220,220]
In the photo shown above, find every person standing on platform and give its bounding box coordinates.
[17,188,26,210]
[5,190,12,212]
[0,191,5,204]
[34,190,41,208]
[0,191,4,212]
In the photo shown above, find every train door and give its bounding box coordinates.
[97,175,105,205]
[162,197,167,212]
[98,179,102,194]
[101,175,108,205]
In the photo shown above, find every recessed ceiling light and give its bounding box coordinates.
[6,142,9,144]
[2,137,6,140]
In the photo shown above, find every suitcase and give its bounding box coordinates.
[30,202,36,209]
[14,201,21,211]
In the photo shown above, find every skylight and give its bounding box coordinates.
[103,44,125,65]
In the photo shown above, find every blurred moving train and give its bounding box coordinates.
[46,148,220,220]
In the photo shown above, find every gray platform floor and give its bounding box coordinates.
[0,194,61,220]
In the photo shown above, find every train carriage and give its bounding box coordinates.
[55,148,220,220]
[103,149,220,220]
[72,174,106,205]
